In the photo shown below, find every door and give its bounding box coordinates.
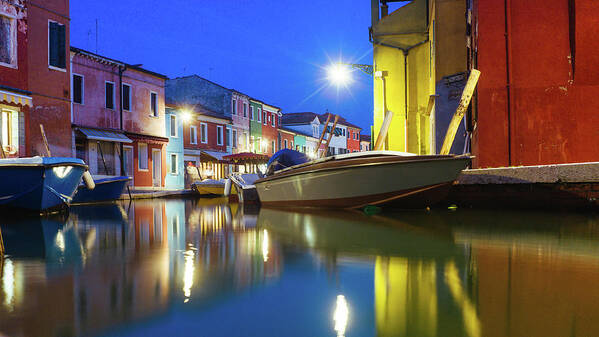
[152,149,161,187]
[123,146,134,185]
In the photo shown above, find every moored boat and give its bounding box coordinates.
[191,179,226,196]
[72,175,131,204]
[0,157,88,212]
[226,173,261,204]
[254,150,470,209]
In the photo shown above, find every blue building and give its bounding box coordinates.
[165,107,185,189]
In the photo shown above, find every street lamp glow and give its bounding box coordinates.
[181,110,192,123]
[327,63,352,86]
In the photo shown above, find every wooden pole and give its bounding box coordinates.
[440,69,481,155]
[322,115,340,157]
[39,124,51,157]
[315,113,331,157]
[373,110,393,151]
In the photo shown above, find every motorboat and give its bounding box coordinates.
[72,175,131,204]
[191,179,227,196]
[0,156,88,212]
[226,173,261,204]
[254,150,470,209]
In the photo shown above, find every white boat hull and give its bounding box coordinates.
[255,155,470,209]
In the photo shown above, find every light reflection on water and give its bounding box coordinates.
[0,199,598,336]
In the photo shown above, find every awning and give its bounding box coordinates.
[78,128,132,143]
[223,152,270,164]
[0,89,32,108]
[200,150,230,163]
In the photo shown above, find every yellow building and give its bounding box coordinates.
[371,0,468,154]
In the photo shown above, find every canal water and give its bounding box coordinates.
[1,199,599,337]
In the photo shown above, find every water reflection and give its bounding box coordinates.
[0,202,598,336]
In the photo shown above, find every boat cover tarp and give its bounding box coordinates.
[266,149,310,175]
[0,156,86,167]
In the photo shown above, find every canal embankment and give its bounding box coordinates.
[447,162,599,210]
[119,189,195,200]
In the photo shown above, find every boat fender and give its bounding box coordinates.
[82,171,96,190]
[224,178,232,196]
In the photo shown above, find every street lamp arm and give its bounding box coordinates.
[341,63,374,76]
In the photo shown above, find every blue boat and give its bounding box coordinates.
[0,157,87,212]
[72,176,131,204]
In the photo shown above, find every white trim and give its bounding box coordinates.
[0,14,17,69]
[216,125,224,146]
[72,73,84,105]
[121,83,132,111]
[169,153,178,175]
[189,125,197,144]
[195,114,230,125]
[169,114,178,138]
[150,91,158,117]
[105,81,115,110]
[200,122,208,144]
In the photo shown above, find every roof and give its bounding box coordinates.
[320,113,362,129]
[278,127,297,135]
[282,112,321,125]
[222,152,270,164]
[71,46,168,80]
[200,150,229,163]
[360,134,371,142]
[77,127,132,143]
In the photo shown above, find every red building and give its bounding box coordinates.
[179,105,231,180]
[261,103,281,154]
[346,126,361,153]
[470,0,599,167]
[278,129,295,150]
[71,47,168,188]
[27,0,72,157]
[0,0,30,158]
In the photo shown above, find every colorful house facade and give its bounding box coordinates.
[346,126,361,153]
[360,134,371,152]
[278,128,295,152]
[261,103,281,155]
[70,47,168,188]
[0,0,30,159]
[249,99,263,153]
[231,90,250,153]
[165,107,184,189]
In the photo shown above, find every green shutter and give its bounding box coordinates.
[58,24,66,68]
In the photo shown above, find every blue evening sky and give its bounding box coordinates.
[70,0,375,133]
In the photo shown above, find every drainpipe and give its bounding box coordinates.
[118,65,127,175]
[504,0,513,165]
[403,50,409,152]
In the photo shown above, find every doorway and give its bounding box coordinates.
[152,149,161,187]
[123,145,134,186]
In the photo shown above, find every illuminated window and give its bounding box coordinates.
[1,109,18,154]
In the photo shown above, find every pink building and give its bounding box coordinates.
[70,47,168,188]
[230,90,250,153]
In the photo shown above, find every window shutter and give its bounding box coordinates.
[49,22,58,67]
[58,24,66,68]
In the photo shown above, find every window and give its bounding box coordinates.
[1,109,18,155]
[291,141,294,149]
[271,141,275,154]
[190,125,197,144]
[226,128,231,147]
[232,129,237,148]
[343,129,346,136]
[0,14,16,67]
[243,103,248,117]
[122,84,131,111]
[150,92,158,117]
[250,106,254,120]
[232,99,237,115]
[302,146,306,153]
[272,114,276,127]
[200,123,207,143]
[263,111,267,125]
[138,143,148,170]
[284,139,288,149]
[313,125,318,137]
[170,115,177,137]
[170,154,178,174]
[217,126,223,146]
[72,74,84,104]
[257,108,262,122]
[347,130,350,139]
[48,21,66,69]
[105,82,115,109]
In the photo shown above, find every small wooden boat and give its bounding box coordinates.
[254,150,471,209]
[72,175,131,204]
[0,157,88,212]
[226,173,261,204]
[191,179,226,196]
